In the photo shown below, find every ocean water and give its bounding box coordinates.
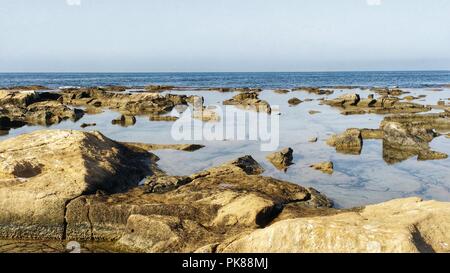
[1,72,450,208]
[0,71,450,89]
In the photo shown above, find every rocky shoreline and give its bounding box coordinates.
[0,85,449,253]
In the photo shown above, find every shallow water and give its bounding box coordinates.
[1,87,449,208]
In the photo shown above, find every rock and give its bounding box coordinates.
[437,100,446,106]
[192,107,220,122]
[149,115,178,121]
[122,142,205,152]
[308,110,320,115]
[274,89,290,94]
[360,129,383,139]
[323,93,360,107]
[308,136,318,142]
[288,98,302,106]
[309,161,333,174]
[292,87,334,95]
[219,197,450,253]
[223,92,271,113]
[112,115,136,126]
[379,113,450,163]
[144,85,174,92]
[5,85,49,91]
[104,85,128,92]
[371,88,408,96]
[80,123,96,128]
[417,150,448,161]
[61,88,192,115]
[142,176,192,193]
[84,106,104,115]
[403,96,418,101]
[326,128,363,154]
[266,148,294,171]
[63,155,330,248]
[322,93,431,115]
[0,90,38,107]
[0,130,157,240]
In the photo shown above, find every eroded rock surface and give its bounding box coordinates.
[220,198,450,253]
[0,130,157,240]
[326,128,363,155]
[322,93,431,115]
[266,148,294,171]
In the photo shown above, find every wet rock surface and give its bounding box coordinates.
[326,128,363,155]
[310,161,334,174]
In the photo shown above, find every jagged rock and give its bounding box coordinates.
[326,128,363,155]
[223,92,271,113]
[266,148,294,171]
[0,130,157,240]
[310,161,333,174]
[417,150,448,161]
[219,198,450,253]
[288,98,302,106]
[63,155,330,250]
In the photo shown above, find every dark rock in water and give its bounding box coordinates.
[288,97,302,106]
[223,92,271,113]
[310,161,334,174]
[266,147,294,171]
[5,85,49,91]
[149,115,178,121]
[80,123,96,128]
[308,110,321,115]
[112,115,136,126]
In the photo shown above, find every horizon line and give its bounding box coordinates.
[1,69,450,74]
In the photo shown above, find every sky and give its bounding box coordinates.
[0,0,449,72]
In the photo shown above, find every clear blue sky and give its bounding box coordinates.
[1,0,449,72]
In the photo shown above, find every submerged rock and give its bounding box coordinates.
[122,142,205,152]
[310,161,334,174]
[0,130,157,240]
[266,148,294,171]
[223,92,271,113]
